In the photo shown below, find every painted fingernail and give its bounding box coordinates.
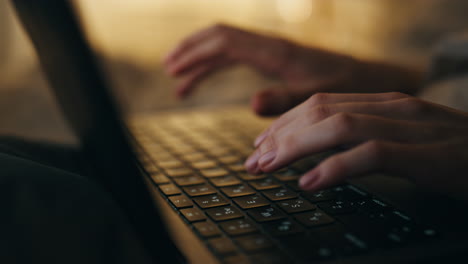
[299,170,320,190]
[244,151,260,172]
[254,132,268,147]
[258,150,276,168]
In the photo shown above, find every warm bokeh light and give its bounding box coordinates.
[276,0,313,23]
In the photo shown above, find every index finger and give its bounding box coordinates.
[254,92,409,147]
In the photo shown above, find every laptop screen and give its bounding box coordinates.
[11,1,184,262]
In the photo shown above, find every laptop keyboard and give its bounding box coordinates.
[130,108,439,263]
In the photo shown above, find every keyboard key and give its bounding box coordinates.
[335,211,425,248]
[262,219,305,236]
[248,206,286,222]
[173,175,205,186]
[150,173,170,185]
[344,185,369,200]
[148,152,174,162]
[220,219,257,236]
[157,160,184,169]
[183,184,216,197]
[200,168,229,178]
[180,207,206,222]
[164,167,194,177]
[339,233,370,255]
[234,195,270,209]
[221,184,256,198]
[168,194,193,208]
[208,237,237,255]
[238,173,267,181]
[218,155,242,164]
[353,198,390,214]
[209,147,232,157]
[143,162,159,173]
[249,178,281,190]
[181,152,206,162]
[160,184,181,196]
[194,194,229,209]
[193,221,221,238]
[318,200,356,215]
[262,188,298,201]
[277,198,316,214]
[206,206,243,221]
[228,162,247,172]
[273,168,301,182]
[210,175,242,187]
[302,189,337,203]
[303,185,368,203]
[234,234,274,252]
[294,211,335,227]
[170,146,197,155]
[191,160,218,169]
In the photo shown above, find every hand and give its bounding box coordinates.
[164,24,422,116]
[245,92,468,199]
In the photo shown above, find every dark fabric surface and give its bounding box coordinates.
[0,138,151,264]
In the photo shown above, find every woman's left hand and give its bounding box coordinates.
[245,92,468,199]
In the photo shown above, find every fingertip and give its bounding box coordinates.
[299,169,320,191]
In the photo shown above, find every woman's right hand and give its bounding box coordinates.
[164,24,422,116]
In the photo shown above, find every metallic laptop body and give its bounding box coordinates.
[12,1,468,263]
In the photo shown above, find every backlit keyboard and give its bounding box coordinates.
[130,108,438,263]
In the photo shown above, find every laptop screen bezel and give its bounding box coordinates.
[11,1,185,262]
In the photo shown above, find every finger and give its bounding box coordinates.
[251,113,439,173]
[266,98,439,141]
[298,140,399,191]
[254,92,409,147]
[174,59,231,98]
[164,24,228,64]
[166,34,228,76]
[299,140,464,193]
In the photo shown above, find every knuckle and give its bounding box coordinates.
[307,93,330,107]
[332,112,355,134]
[309,104,331,123]
[213,35,231,51]
[363,140,386,166]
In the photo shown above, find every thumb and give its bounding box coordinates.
[251,87,312,116]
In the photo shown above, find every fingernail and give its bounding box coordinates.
[244,151,260,172]
[258,150,276,168]
[254,132,267,147]
[299,170,320,190]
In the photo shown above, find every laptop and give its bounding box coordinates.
[12,1,468,263]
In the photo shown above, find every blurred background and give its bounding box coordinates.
[0,0,468,144]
